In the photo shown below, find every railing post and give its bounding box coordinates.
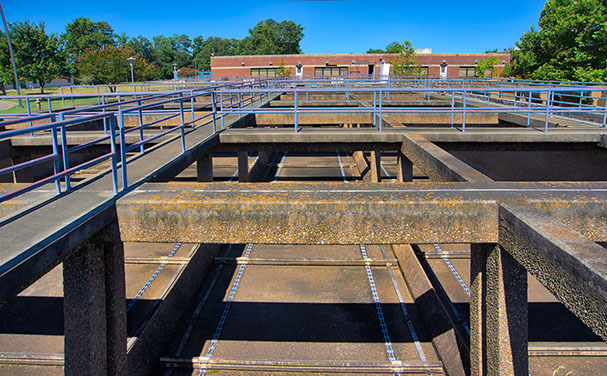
[137,100,144,153]
[379,89,383,132]
[190,92,195,127]
[118,110,128,190]
[462,90,467,133]
[212,91,217,133]
[61,87,65,107]
[179,95,186,153]
[294,90,299,133]
[451,92,455,128]
[26,97,33,137]
[544,89,552,132]
[59,113,71,191]
[220,92,224,129]
[527,91,532,127]
[50,115,61,195]
[238,92,242,119]
[70,87,74,106]
[109,116,119,195]
[373,91,377,127]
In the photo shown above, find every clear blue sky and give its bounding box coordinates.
[2,0,546,53]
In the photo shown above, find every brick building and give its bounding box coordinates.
[210,52,511,79]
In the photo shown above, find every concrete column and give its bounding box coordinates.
[370,151,381,182]
[196,152,213,182]
[237,151,249,182]
[63,225,127,376]
[104,239,127,376]
[470,244,528,376]
[397,152,413,182]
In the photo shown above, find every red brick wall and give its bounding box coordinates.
[211,53,511,78]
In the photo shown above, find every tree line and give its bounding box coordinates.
[0,17,305,93]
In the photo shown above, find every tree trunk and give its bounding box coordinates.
[0,83,5,96]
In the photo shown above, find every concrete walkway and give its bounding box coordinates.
[0,100,16,111]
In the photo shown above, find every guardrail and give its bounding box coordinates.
[218,85,607,132]
[1,78,606,204]
[0,80,273,203]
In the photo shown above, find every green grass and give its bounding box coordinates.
[0,97,102,114]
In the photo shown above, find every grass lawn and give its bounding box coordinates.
[0,96,102,114]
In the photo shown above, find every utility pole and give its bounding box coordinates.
[0,1,22,107]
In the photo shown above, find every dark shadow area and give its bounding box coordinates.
[439,142,607,181]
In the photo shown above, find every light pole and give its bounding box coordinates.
[127,57,136,90]
[172,63,178,81]
[0,1,22,107]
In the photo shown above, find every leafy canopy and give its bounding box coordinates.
[76,46,156,88]
[389,40,422,76]
[476,57,499,78]
[511,0,607,82]
[2,21,67,93]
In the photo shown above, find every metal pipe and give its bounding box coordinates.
[0,1,22,108]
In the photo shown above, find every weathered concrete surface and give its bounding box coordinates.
[498,202,607,340]
[196,152,213,182]
[63,223,127,376]
[600,133,607,148]
[116,182,499,245]
[127,244,222,376]
[397,152,413,182]
[393,244,467,376]
[401,134,494,182]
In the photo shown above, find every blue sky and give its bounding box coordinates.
[2,0,546,53]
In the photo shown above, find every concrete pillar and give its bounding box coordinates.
[237,151,249,182]
[370,151,381,183]
[397,152,413,182]
[196,152,213,182]
[63,225,127,376]
[470,244,528,376]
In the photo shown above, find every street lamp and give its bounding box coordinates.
[172,63,178,80]
[127,57,136,85]
[0,1,22,107]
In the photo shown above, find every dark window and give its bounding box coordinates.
[251,68,277,77]
[314,67,348,76]
[459,66,476,77]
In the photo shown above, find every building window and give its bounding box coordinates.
[314,67,348,76]
[459,66,476,77]
[251,68,277,77]
[412,66,429,76]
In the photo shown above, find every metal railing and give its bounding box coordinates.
[1,77,606,204]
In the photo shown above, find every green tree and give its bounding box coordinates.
[6,21,67,94]
[389,40,422,76]
[152,34,192,79]
[238,19,304,55]
[76,46,156,90]
[476,56,499,78]
[61,17,116,66]
[0,31,13,95]
[123,35,156,65]
[510,0,607,82]
[275,58,292,77]
[177,67,198,78]
[365,41,404,54]
[192,36,239,71]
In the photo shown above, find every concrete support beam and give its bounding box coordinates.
[401,134,493,182]
[470,243,527,376]
[499,202,607,340]
[369,151,381,182]
[63,223,127,376]
[352,151,370,181]
[397,152,413,182]
[196,152,213,182]
[248,152,273,182]
[237,151,249,183]
[600,133,607,148]
[393,244,467,376]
